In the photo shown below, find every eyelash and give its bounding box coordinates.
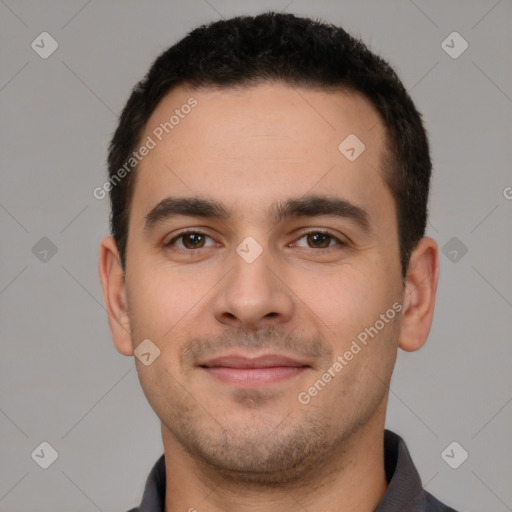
[164,229,347,253]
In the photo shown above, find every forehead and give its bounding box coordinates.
[132,82,392,227]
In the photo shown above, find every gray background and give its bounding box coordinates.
[1,0,511,511]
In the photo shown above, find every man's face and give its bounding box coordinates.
[123,83,405,482]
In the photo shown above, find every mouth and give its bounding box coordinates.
[198,354,311,388]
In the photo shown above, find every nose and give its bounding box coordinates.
[211,246,295,331]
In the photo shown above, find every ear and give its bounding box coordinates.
[98,236,133,356]
[398,236,440,352]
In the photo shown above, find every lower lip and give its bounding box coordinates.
[202,366,308,387]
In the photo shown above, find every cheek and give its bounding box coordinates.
[125,264,199,340]
[295,264,398,343]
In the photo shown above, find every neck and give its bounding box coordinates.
[161,413,388,512]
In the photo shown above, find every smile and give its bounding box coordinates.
[199,354,311,388]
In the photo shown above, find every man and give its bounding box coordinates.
[98,11,457,512]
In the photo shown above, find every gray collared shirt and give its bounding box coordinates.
[127,430,458,512]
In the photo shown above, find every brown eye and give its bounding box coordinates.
[293,230,345,250]
[181,233,206,249]
[166,231,215,250]
[306,232,332,249]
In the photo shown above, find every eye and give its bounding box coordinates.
[292,230,346,250]
[164,229,347,253]
[165,230,216,250]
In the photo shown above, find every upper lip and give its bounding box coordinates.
[199,353,310,369]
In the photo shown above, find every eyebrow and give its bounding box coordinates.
[144,194,371,233]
